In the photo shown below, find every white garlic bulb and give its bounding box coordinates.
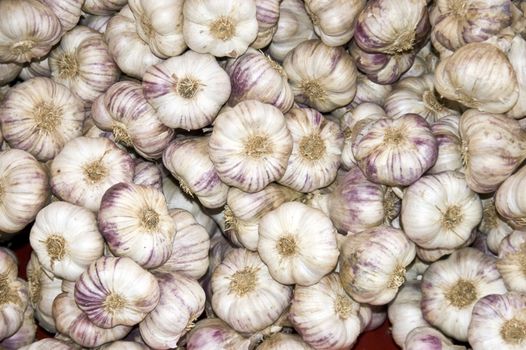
[405,326,466,350]
[183,0,258,58]
[143,50,231,131]
[91,81,174,159]
[0,62,21,85]
[252,0,281,49]
[340,226,416,305]
[421,247,507,341]
[428,115,463,174]
[496,164,526,228]
[257,333,314,349]
[82,0,127,15]
[0,302,36,350]
[0,77,85,161]
[186,318,252,350]
[278,108,343,192]
[0,0,62,63]
[258,202,339,286]
[434,43,519,113]
[496,230,526,292]
[29,201,104,281]
[74,256,160,328]
[284,39,357,112]
[0,149,49,234]
[289,272,370,349]
[38,0,83,32]
[139,272,205,349]
[133,158,162,191]
[98,182,175,269]
[211,248,292,333]
[50,136,134,212]
[209,100,292,193]
[352,114,438,186]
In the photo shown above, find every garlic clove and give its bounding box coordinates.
[496,164,526,229]
[496,230,526,293]
[428,114,463,174]
[133,158,162,192]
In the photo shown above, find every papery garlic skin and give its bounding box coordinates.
[289,273,369,349]
[0,0,62,63]
[186,318,252,350]
[405,326,466,350]
[50,136,134,212]
[252,0,281,49]
[268,0,317,62]
[53,292,132,347]
[91,81,174,159]
[0,149,49,234]
[507,35,526,118]
[139,272,205,349]
[402,171,482,249]
[82,0,128,15]
[143,50,231,130]
[99,341,149,350]
[98,182,175,269]
[183,0,258,58]
[257,333,314,349]
[49,26,120,106]
[74,256,160,328]
[19,58,50,81]
[258,202,339,286]
[496,230,526,292]
[278,108,343,192]
[128,0,186,58]
[421,248,507,341]
[0,302,36,349]
[30,201,104,281]
[496,164,526,228]
[428,115,463,174]
[0,62,21,85]
[352,114,438,186]
[0,77,85,161]
[19,338,77,350]
[209,100,292,193]
[80,14,112,33]
[284,39,357,112]
[434,43,519,113]
[460,109,526,193]
[133,159,162,191]
[211,248,292,333]
[226,49,293,113]
[0,277,29,341]
[104,6,163,79]
[38,0,83,32]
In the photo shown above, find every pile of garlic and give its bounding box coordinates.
[2,0,526,349]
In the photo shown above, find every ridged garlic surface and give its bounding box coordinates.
[209,100,292,193]
[99,341,149,350]
[183,0,258,58]
[18,58,50,81]
[38,0,84,32]
[19,338,77,350]
[0,302,36,349]
[507,35,526,118]
[80,14,112,33]
[186,318,252,350]
[428,115,463,174]
[82,0,128,15]
[0,62,21,85]
[133,159,162,191]
[50,136,134,212]
[496,164,526,228]
[405,326,465,350]
[258,202,339,286]
[0,77,85,161]
[252,0,281,49]
[143,50,231,131]
[496,230,526,293]
[257,333,314,349]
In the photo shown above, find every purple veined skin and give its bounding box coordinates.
[404,326,465,350]
[186,318,252,350]
[252,0,281,49]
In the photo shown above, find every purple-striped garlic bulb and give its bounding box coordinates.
[143,50,231,131]
[0,303,36,350]
[496,164,526,229]
[186,318,252,350]
[252,0,281,49]
[352,113,438,186]
[428,115,463,174]
[74,256,160,328]
[496,230,526,292]
[38,0,83,32]
[133,158,162,191]
[405,326,466,350]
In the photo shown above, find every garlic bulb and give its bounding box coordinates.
[154,209,210,280]
[284,39,357,112]
[226,49,293,113]
[459,109,526,193]
[401,171,482,249]
[252,0,281,49]
[183,0,258,58]
[421,247,507,341]
[26,252,62,333]
[340,226,416,305]
[258,202,339,286]
[507,35,526,118]
[405,326,466,350]
[74,256,160,328]
[38,0,83,32]
[479,198,513,253]
[133,159,162,191]
[304,0,365,46]
[211,248,292,333]
[82,0,127,15]
[0,249,28,340]
[365,305,387,331]
[468,292,526,349]
[387,281,430,347]
[99,341,149,350]
[430,0,512,52]
[18,58,51,81]
[98,182,175,269]
[496,230,526,292]
[278,108,343,192]
[384,74,460,122]
[209,100,292,192]
[257,333,314,350]
[0,77,85,161]
[400,56,428,79]
[496,164,526,228]
[30,201,104,281]
[0,62,21,85]
[434,43,519,113]
[352,114,438,186]
[80,14,112,33]
[0,149,49,234]
[50,136,134,212]
[0,304,36,350]
[104,6,163,79]
[53,292,132,347]
[289,272,370,349]
[0,0,62,63]
[91,81,174,159]
[49,26,120,106]
[128,0,186,58]
[268,0,317,62]
[143,50,231,131]
[20,339,77,350]
[428,115,463,174]
[186,318,252,350]
[139,272,205,349]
